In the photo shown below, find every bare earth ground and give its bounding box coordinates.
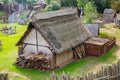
[115,48,120,59]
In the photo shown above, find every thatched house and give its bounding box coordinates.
[15,9,93,70]
[15,9,116,71]
[103,9,116,22]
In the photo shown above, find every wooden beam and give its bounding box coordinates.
[22,43,50,48]
[36,29,39,52]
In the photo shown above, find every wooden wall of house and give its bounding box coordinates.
[23,28,51,54]
[56,49,74,68]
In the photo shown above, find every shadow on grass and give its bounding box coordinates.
[14,45,119,80]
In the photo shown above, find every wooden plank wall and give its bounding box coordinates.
[55,44,86,68]
[97,36,116,52]
[50,60,120,80]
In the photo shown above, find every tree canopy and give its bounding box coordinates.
[77,0,111,13]
[83,1,97,23]
[111,0,120,12]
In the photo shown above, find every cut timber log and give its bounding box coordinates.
[15,52,51,71]
[72,44,86,59]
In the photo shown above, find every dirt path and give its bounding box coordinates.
[115,47,120,59]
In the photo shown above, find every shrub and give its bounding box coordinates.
[60,0,77,7]
[45,1,61,11]
[82,2,97,23]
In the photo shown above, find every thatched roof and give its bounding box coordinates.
[104,9,116,14]
[85,24,99,36]
[17,9,92,53]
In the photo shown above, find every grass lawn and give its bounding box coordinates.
[0,23,119,80]
[0,11,6,16]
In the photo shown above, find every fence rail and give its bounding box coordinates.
[51,60,120,80]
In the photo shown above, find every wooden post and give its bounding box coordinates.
[36,29,39,53]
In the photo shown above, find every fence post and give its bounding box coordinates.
[0,73,8,80]
[117,60,120,79]
[50,72,57,80]
[70,76,74,80]
[50,60,120,80]
[62,71,67,80]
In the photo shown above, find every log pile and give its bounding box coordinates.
[73,44,86,59]
[15,52,52,71]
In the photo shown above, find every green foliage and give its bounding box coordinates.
[83,2,97,23]
[111,0,120,12]
[91,0,111,13]
[77,0,111,13]
[2,0,8,3]
[77,0,88,8]
[46,0,51,5]
[0,11,6,16]
[45,0,61,11]
[60,0,77,7]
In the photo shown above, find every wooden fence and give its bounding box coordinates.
[51,60,120,80]
[0,73,8,80]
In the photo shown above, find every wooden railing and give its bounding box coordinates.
[50,60,120,80]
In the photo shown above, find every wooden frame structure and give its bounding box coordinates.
[15,9,116,71]
[15,9,93,70]
[84,36,116,56]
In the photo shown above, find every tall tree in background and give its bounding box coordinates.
[111,0,120,13]
[60,0,77,7]
[45,0,61,11]
[77,0,88,8]
[77,0,111,13]
[83,1,97,23]
[91,0,111,13]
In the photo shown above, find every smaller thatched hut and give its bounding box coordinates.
[85,24,99,36]
[103,9,116,22]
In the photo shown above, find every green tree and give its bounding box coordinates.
[77,0,88,8]
[83,1,97,23]
[60,0,77,7]
[91,0,111,13]
[45,0,61,11]
[111,0,120,12]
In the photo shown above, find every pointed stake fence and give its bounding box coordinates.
[51,60,120,80]
[0,73,8,80]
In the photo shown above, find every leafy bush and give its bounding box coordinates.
[45,0,61,11]
[77,0,88,8]
[82,2,97,23]
[60,0,77,7]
